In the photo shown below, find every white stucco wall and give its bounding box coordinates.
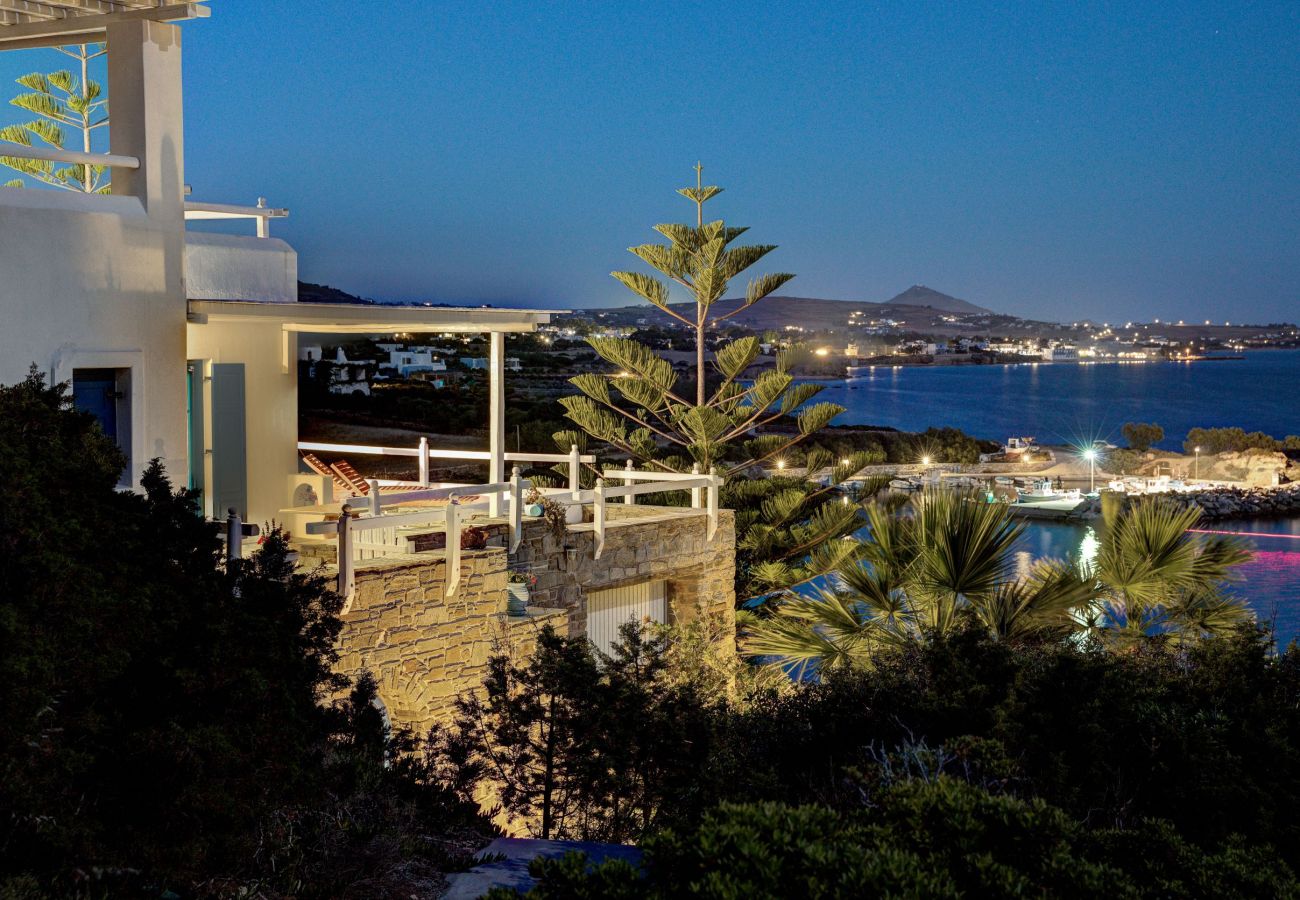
[0,187,189,490]
[184,231,297,302]
[185,316,298,525]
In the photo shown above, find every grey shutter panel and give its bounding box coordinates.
[187,362,205,496]
[586,581,667,656]
[210,363,248,520]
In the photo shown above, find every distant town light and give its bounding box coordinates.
[776,459,786,470]
[921,455,931,466]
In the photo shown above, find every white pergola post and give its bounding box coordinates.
[105,18,185,220]
[488,331,506,516]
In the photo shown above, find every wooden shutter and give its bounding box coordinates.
[210,363,247,520]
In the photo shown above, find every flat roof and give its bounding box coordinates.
[188,300,565,334]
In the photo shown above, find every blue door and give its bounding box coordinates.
[72,369,119,441]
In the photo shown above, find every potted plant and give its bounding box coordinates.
[507,570,536,616]
[460,525,488,550]
[524,488,571,535]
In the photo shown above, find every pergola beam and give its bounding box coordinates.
[0,2,206,47]
[0,0,131,21]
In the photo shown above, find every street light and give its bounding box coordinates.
[1083,448,1097,493]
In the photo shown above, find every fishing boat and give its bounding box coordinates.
[1006,478,1088,520]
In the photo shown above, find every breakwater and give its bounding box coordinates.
[1089,484,1300,521]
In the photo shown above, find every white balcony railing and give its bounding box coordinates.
[291,441,721,602]
[185,198,287,238]
[0,142,140,170]
[297,438,596,495]
[304,471,530,600]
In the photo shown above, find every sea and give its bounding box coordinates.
[822,348,1300,450]
[821,349,1300,645]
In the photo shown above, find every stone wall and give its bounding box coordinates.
[331,547,568,734]
[1072,483,1300,522]
[1157,482,1300,520]
[327,506,737,734]
[513,507,737,657]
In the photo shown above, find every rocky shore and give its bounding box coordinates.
[1170,483,1300,520]
[1089,483,1300,521]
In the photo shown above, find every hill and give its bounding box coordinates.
[883,285,992,316]
[571,287,1004,333]
[298,281,374,304]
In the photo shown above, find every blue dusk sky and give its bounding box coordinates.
[2,1,1298,323]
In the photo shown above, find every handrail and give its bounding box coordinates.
[298,438,596,492]
[305,469,529,600]
[0,141,139,169]
[296,450,724,601]
[185,199,288,238]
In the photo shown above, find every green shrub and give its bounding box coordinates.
[1122,421,1164,451]
[1183,426,1282,454]
[1106,447,1147,474]
[500,781,1300,898]
[0,370,490,895]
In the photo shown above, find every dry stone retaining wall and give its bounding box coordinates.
[326,507,737,734]
[512,507,737,657]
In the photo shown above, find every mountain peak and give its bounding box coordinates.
[884,285,992,315]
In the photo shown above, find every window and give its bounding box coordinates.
[73,367,132,479]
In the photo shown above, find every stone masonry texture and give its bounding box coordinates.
[327,507,736,735]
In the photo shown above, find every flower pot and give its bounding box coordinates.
[524,503,544,517]
[507,583,529,616]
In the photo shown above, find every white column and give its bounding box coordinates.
[488,331,506,515]
[106,19,185,220]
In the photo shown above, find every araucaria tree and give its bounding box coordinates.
[1,44,109,193]
[560,166,842,475]
[561,169,876,602]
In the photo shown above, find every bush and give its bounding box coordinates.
[501,781,1299,898]
[1122,421,1164,451]
[1183,426,1282,455]
[1105,447,1147,474]
[709,629,1300,866]
[446,624,719,842]
[0,370,491,894]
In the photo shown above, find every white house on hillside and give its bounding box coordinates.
[0,2,739,741]
[0,4,557,525]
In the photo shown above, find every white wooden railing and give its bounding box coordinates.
[185,198,288,238]
[290,444,724,603]
[304,469,530,600]
[582,464,719,560]
[0,142,140,170]
[297,438,595,496]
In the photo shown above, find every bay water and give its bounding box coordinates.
[820,349,1300,643]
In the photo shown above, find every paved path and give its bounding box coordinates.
[443,837,642,899]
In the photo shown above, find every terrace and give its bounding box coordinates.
[0,3,737,734]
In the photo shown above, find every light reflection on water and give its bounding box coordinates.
[1018,518,1300,646]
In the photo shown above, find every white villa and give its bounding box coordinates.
[0,2,735,739]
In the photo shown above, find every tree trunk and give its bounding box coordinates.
[80,46,92,192]
[540,693,556,839]
[696,319,705,407]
